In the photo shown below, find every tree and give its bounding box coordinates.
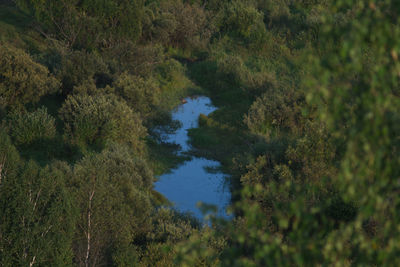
[305,0,400,263]
[5,107,56,146]
[56,50,109,95]
[113,72,160,118]
[15,0,145,49]
[176,0,400,265]
[244,87,305,138]
[0,155,76,266]
[142,0,213,50]
[59,94,147,154]
[0,44,60,109]
[220,0,267,44]
[71,144,154,266]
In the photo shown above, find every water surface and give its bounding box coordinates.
[154,96,231,219]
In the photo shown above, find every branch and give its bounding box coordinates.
[29,255,36,267]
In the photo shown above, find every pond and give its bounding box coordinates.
[154,96,231,220]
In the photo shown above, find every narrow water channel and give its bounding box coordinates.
[154,96,231,220]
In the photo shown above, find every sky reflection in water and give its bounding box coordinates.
[154,96,231,219]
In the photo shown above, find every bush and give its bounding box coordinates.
[142,0,214,50]
[244,88,305,138]
[0,44,60,109]
[155,59,190,109]
[105,43,165,77]
[6,107,56,145]
[72,78,115,96]
[113,73,160,118]
[59,94,147,154]
[257,0,291,25]
[15,0,145,49]
[35,45,111,94]
[57,50,109,95]
[213,52,277,94]
[215,53,247,86]
[221,0,267,44]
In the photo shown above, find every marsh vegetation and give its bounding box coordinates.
[0,0,399,266]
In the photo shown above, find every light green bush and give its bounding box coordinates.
[15,0,144,49]
[6,107,56,145]
[59,94,147,154]
[113,73,160,118]
[142,0,214,50]
[244,88,304,138]
[0,44,60,109]
[221,0,267,44]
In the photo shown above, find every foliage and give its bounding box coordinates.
[5,107,56,145]
[155,58,192,109]
[219,0,267,45]
[304,0,400,263]
[105,43,165,77]
[36,47,110,95]
[244,88,305,138]
[71,79,114,97]
[142,0,214,50]
[179,0,400,266]
[2,0,400,265]
[57,50,109,94]
[15,0,145,49]
[0,44,60,109]
[70,144,153,266]
[59,94,147,154]
[0,159,76,266]
[0,129,21,178]
[139,208,201,266]
[113,72,160,118]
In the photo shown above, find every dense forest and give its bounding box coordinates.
[0,0,399,266]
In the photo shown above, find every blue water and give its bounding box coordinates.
[154,96,231,219]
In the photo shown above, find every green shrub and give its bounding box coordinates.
[142,0,214,50]
[15,0,145,49]
[221,0,267,44]
[59,94,147,154]
[213,52,277,94]
[72,78,115,96]
[105,43,165,77]
[215,53,247,86]
[113,72,160,118]
[0,44,60,109]
[257,0,291,25]
[6,107,56,145]
[35,45,111,94]
[155,59,190,109]
[244,88,305,138]
[57,50,109,94]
